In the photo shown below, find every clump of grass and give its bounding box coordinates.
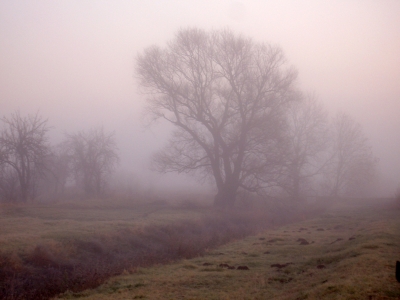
[362,244,380,250]
[182,263,198,270]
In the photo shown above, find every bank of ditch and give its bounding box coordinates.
[0,201,316,300]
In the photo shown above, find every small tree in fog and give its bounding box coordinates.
[0,112,50,202]
[325,112,378,197]
[66,127,119,198]
[279,94,330,200]
[395,185,400,208]
[0,165,19,202]
[35,144,71,200]
[48,145,70,196]
[136,28,297,208]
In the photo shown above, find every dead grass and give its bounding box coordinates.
[54,200,400,300]
[0,199,206,253]
[0,197,302,300]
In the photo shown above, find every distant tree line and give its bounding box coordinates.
[0,28,378,205]
[136,27,378,208]
[0,112,119,202]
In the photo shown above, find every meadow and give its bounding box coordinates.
[56,199,400,300]
[0,193,288,299]
[0,196,399,299]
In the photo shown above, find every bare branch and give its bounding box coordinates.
[136,28,297,207]
[0,111,51,202]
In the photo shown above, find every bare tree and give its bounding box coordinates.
[48,145,71,197]
[279,94,330,200]
[0,111,50,202]
[136,28,297,208]
[34,144,71,201]
[0,164,19,202]
[395,184,400,208]
[65,127,119,198]
[326,112,378,197]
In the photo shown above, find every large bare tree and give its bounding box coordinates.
[65,127,119,198]
[136,28,297,207]
[326,112,378,197]
[0,112,50,202]
[280,94,330,200]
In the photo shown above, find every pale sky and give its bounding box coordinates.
[1,1,399,194]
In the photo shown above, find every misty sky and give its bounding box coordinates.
[1,1,399,194]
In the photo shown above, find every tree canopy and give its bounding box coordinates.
[326,112,378,197]
[65,127,119,198]
[0,112,50,202]
[136,28,297,207]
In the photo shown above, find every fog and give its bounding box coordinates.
[1,0,399,196]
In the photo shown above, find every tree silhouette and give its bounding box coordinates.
[327,112,378,197]
[137,28,297,207]
[280,94,330,200]
[0,112,50,202]
[65,127,119,198]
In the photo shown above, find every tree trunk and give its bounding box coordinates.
[20,186,29,203]
[292,174,300,200]
[213,184,238,209]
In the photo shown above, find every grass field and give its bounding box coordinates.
[0,197,399,299]
[53,199,400,300]
[1,197,226,300]
[0,198,208,254]
[1,195,290,299]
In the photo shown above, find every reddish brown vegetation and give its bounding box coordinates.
[219,263,230,268]
[0,198,325,300]
[270,262,293,269]
[0,208,298,300]
[297,238,309,245]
